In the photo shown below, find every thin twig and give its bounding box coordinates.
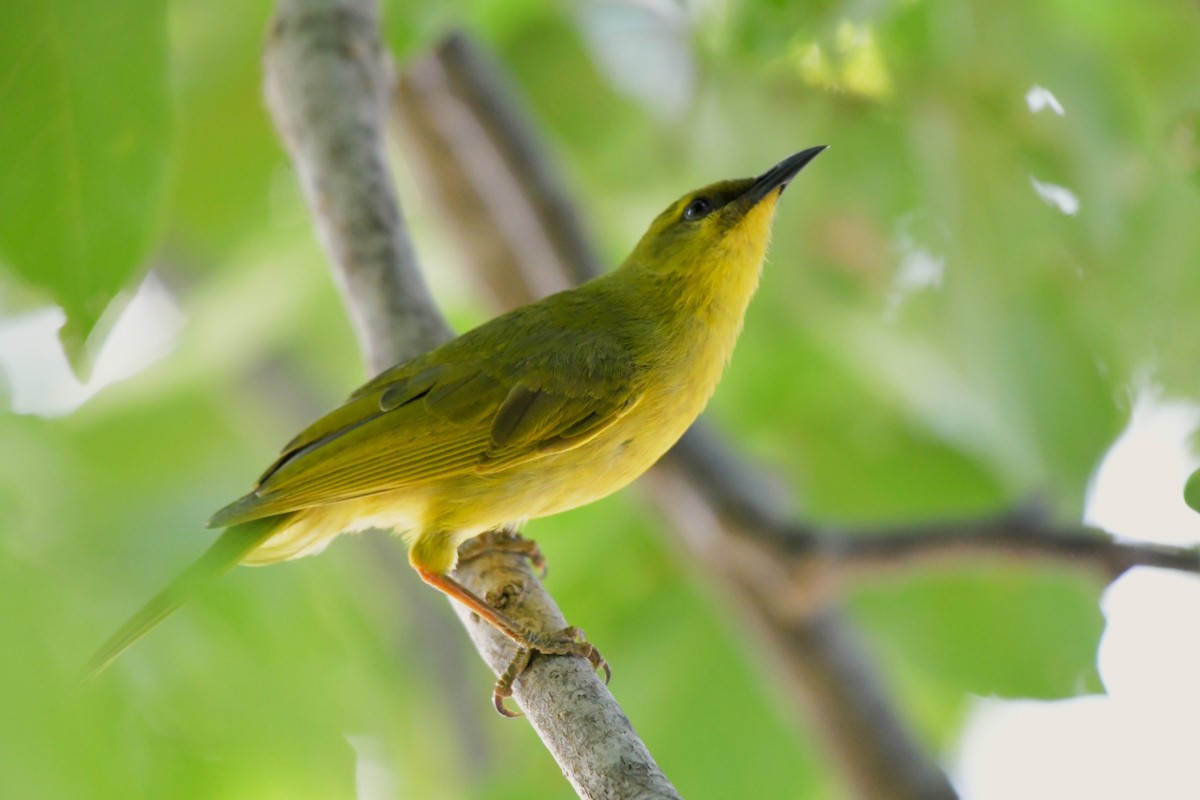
[263,4,678,798]
[774,511,1200,584]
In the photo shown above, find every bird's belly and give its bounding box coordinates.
[435,392,699,532]
[244,491,429,565]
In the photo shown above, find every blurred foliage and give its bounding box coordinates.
[0,0,171,377]
[2,0,1198,797]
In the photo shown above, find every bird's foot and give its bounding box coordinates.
[492,626,610,717]
[416,561,607,717]
[458,527,547,577]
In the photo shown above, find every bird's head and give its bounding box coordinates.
[626,146,826,279]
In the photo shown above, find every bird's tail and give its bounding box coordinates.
[81,518,280,684]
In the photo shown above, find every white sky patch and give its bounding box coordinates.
[956,693,1200,800]
[1026,85,1065,116]
[0,272,183,417]
[956,387,1200,798]
[1030,176,1080,216]
[1100,569,1200,706]
[1085,388,1200,545]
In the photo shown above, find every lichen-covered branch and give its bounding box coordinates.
[262,4,678,798]
[448,548,681,799]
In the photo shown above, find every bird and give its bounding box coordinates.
[84,146,826,713]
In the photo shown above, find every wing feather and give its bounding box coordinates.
[209,290,642,528]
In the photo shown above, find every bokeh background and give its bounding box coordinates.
[2,0,1200,797]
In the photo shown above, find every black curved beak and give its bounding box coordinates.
[742,146,827,207]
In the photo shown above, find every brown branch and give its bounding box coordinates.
[395,32,601,308]
[393,30,957,800]
[773,510,1200,584]
[262,4,678,798]
[670,427,1200,586]
[424,33,606,286]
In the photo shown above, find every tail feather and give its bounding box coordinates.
[82,518,279,684]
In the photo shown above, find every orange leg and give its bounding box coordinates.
[415,565,609,716]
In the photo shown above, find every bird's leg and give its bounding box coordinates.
[415,566,609,716]
[457,527,547,577]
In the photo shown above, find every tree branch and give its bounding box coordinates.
[669,429,1200,586]
[646,466,959,800]
[773,510,1200,585]
[262,4,678,798]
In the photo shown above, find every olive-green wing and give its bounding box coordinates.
[208,361,498,527]
[208,330,638,528]
[480,380,639,466]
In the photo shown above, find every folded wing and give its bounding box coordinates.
[209,309,639,528]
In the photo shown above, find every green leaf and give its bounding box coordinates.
[852,566,1104,701]
[1185,468,1200,513]
[0,0,171,378]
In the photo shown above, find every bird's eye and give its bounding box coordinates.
[683,197,713,221]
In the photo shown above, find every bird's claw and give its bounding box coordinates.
[492,626,611,716]
[494,647,531,717]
